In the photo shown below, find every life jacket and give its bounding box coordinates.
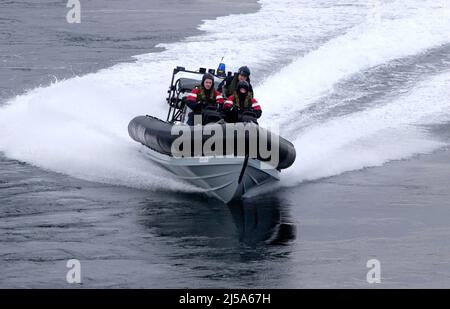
[195,86,217,106]
[232,92,253,110]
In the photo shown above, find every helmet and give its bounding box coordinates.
[236,80,249,92]
[201,73,214,88]
[238,66,250,77]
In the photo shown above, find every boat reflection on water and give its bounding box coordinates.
[137,190,297,265]
[227,196,297,246]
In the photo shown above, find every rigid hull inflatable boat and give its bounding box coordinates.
[128,66,296,203]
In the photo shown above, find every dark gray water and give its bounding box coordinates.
[1,0,450,288]
[0,0,258,99]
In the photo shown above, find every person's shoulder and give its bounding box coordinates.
[225,75,235,84]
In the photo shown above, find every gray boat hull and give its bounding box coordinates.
[142,147,280,203]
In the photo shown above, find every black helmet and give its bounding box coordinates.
[238,66,250,77]
[236,80,249,92]
[201,73,214,88]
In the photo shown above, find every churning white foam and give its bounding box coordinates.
[1,0,450,191]
[258,0,450,123]
[282,70,450,185]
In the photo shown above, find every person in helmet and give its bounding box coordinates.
[223,80,262,123]
[219,65,254,98]
[185,73,224,125]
